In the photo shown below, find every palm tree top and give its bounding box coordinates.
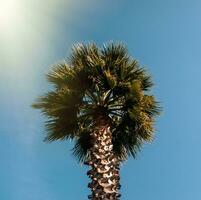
[32,42,160,162]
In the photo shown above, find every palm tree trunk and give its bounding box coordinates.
[85,118,121,200]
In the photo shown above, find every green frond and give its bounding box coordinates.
[72,128,93,163]
[101,42,129,66]
[46,63,76,89]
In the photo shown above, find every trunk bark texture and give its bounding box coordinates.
[85,118,121,200]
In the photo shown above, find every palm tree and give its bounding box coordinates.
[32,43,160,200]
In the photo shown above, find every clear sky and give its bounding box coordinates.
[1,0,201,199]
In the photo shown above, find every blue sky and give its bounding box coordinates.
[1,0,201,199]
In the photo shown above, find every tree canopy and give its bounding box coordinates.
[32,43,160,162]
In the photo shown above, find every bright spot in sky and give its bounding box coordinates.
[0,0,21,31]
[0,0,76,78]
[0,0,62,66]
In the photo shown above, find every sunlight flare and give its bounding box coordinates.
[0,0,74,70]
[0,0,22,31]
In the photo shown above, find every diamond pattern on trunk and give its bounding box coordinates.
[86,125,121,200]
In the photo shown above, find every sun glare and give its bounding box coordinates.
[0,0,20,29]
[0,0,75,68]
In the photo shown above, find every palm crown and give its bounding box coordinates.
[33,43,160,162]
